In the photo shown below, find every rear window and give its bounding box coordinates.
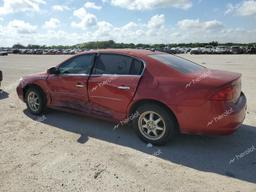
[149,54,205,73]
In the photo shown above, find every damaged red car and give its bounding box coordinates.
[17,49,247,145]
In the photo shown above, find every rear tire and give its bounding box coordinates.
[132,104,178,145]
[25,87,46,115]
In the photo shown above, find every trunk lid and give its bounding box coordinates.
[190,69,241,87]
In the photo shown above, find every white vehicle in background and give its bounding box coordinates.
[190,47,203,54]
[202,46,214,54]
[215,46,230,54]
[0,49,8,56]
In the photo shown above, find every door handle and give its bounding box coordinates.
[117,86,130,90]
[76,83,85,88]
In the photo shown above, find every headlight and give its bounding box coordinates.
[19,77,25,87]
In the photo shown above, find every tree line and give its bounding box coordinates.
[12,40,256,50]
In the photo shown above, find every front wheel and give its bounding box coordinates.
[132,104,178,145]
[25,87,46,115]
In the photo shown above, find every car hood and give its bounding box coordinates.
[22,72,48,81]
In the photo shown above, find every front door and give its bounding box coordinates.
[47,54,95,111]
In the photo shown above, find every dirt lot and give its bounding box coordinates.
[0,54,256,192]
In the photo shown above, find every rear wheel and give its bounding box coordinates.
[133,104,178,145]
[25,87,46,115]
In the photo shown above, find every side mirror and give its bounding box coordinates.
[47,67,60,75]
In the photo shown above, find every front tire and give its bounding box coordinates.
[25,87,46,115]
[132,104,178,145]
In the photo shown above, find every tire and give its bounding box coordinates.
[25,87,46,115]
[0,71,2,81]
[132,104,178,145]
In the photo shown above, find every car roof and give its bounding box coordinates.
[79,49,162,58]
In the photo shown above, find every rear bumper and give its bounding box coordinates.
[205,92,247,135]
[178,92,247,135]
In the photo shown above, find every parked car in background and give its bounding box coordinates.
[231,46,244,54]
[215,46,230,54]
[246,47,256,54]
[190,48,202,54]
[202,46,214,54]
[169,48,178,54]
[17,49,247,145]
[12,49,21,54]
[0,50,8,56]
[7,49,13,54]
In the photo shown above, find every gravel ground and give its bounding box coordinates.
[0,54,256,192]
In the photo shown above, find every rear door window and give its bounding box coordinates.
[93,54,144,75]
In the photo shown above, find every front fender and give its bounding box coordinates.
[17,77,51,105]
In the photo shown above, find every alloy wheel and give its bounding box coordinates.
[138,111,166,141]
[27,91,40,112]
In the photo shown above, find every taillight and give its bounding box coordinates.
[210,86,234,101]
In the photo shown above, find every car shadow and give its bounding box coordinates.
[0,90,9,100]
[24,109,256,184]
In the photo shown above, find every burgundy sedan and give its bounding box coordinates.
[17,49,247,145]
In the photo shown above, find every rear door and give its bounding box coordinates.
[47,54,95,111]
[88,53,144,120]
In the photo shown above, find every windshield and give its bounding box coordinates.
[149,54,205,73]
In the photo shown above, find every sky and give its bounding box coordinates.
[0,0,256,46]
